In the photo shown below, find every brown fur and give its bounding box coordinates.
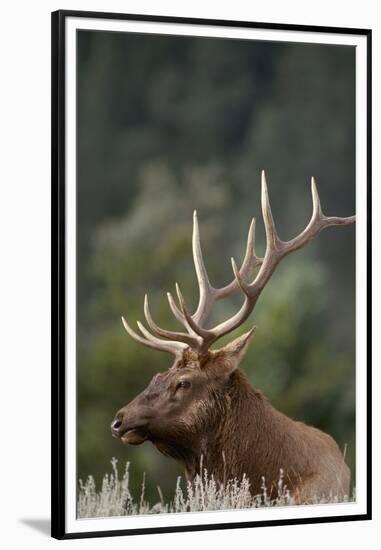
[111,333,350,502]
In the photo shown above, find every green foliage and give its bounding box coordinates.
[77,31,355,503]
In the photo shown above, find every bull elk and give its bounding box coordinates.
[111,171,354,503]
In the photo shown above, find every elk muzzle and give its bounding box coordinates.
[111,397,150,445]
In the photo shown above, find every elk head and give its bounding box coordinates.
[111,172,355,460]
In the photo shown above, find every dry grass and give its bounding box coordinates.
[77,458,351,519]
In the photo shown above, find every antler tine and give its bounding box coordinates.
[192,211,216,325]
[166,292,200,337]
[167,291,187,324]
[193,211,212,294]
[311,176,323,218]
[213,218,263,301]
[191,212,263,327]
[261,170,280,250]
[231,257,251,297]
[311,176,355,226]
[137,320,174,346]
[143,294,199,347]
[121,316,186,356]
[283,177,356,255]
[242,218,261,273]
[175,283,211,340]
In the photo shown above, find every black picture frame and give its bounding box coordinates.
[51,9,372,540]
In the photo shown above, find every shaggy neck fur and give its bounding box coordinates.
[152,367,350,501]
[157,369,320,497]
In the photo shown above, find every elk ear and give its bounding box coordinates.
[212,326,256,375]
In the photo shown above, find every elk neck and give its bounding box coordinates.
[157,368,286,489]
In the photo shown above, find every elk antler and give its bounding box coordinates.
[122,171,355,355]
[166,212,263,329]
[121,316,189,357]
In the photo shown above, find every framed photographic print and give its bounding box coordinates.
[51,9,371,540]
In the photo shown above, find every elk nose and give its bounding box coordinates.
[111,415,123,435]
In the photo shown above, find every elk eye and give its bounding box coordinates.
[176,380,191,391]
